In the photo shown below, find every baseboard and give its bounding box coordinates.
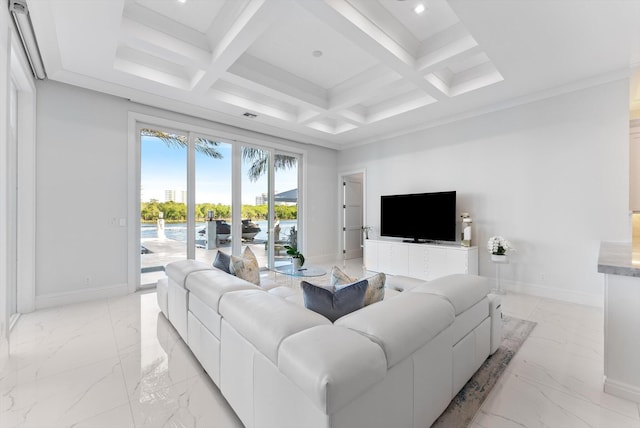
[604,377,640,403]
[495,278,603,308]
[35,283,130,310]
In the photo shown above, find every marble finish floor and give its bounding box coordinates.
[1,260,639,427]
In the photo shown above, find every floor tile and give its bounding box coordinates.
[0,357,130,428]
[472,370,640,428]
[120,333,203,399]
[129,374,242,428]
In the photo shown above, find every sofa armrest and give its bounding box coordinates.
[278,325,387,414]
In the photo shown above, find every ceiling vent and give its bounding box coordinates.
[9,0,46,79]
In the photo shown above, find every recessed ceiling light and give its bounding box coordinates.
[414,3,426,14]
[312,50,323,58]
[177,0,186,3]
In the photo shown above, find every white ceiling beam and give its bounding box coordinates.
[367,92,437,124]
[449,62,504,97]
[226,55,328,109]
[338,106,367,125]
[298,0,444,101]
[191,0,283,93]
[122,1,210,51]
[114,57,190,90]
[328,64,402,111]
[120,17,211,69]
[208,88,297,122]
[345,0,420,55]
[417,38,482,74]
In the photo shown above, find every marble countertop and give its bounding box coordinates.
[598,241,640,277]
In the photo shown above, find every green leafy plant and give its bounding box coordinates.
[284,245,305,266]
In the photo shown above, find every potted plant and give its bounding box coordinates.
[487,236,513,262]
[284,245,305,269]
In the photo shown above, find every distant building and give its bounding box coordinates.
[165,189,187,203]
[255,193,268,205]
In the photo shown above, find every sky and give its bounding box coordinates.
[140,135,298,205]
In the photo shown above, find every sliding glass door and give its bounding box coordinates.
[193,135,233,265]
[137,122,302,287]
[273,152,299,268]
[140,128,187,286]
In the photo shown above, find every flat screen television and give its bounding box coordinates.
[380,191,456,243]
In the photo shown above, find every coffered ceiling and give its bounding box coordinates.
[26,0,640,149]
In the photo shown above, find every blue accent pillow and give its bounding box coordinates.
[301,279,368,322]
[213,251,231,274]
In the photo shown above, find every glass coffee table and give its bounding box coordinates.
[271,264,326,288]
[272,264,326,278]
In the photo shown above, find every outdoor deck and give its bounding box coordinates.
[140,237,288,285]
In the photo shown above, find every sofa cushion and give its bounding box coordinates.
[336,291,455,368]
[212,250,232,274]
[279,325,387,414]
[301,280,368,322]
[219,289,331,364]
[384,274,426,292]
[165,260,212,287]
[189,291,223,338]
[410,274,490,315]
[268,286,299,299]
[186,269,258,312]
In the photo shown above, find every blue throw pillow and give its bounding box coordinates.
[301,279,368,322]
[213,251,231,274]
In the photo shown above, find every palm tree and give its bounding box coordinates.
[242,147,297,182]
[141,129,223,159]
[141,129,297,181]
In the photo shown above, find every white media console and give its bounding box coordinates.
[364,239,478,280]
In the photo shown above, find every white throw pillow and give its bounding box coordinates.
[230,246,260,285]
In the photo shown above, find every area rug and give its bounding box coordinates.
[431,316,537,427]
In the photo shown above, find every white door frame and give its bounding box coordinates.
[339,169,366,261]
[10,26,37,315]
[0,20,37,358]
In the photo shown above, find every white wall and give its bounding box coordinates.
[36,81,130,304]
[35,80,338,307]
[339,80,630,306]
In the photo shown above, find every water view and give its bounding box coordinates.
[141,219,297,244]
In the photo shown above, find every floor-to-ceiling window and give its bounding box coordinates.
[241,145,271,269]
[273,151,300,267]
[140,127,188,286]
[135,119,302,288]
[193,134,233,265]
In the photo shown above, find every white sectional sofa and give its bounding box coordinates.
[157,259,502,428]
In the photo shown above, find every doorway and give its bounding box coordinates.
[341,172,365,260]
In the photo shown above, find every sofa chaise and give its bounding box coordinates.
[156,258,502,428]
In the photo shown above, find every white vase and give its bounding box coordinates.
[491,254,508,263]
[292,257,302,270]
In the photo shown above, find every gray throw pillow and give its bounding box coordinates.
[301,279,368,322]
[213,251,231,274]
